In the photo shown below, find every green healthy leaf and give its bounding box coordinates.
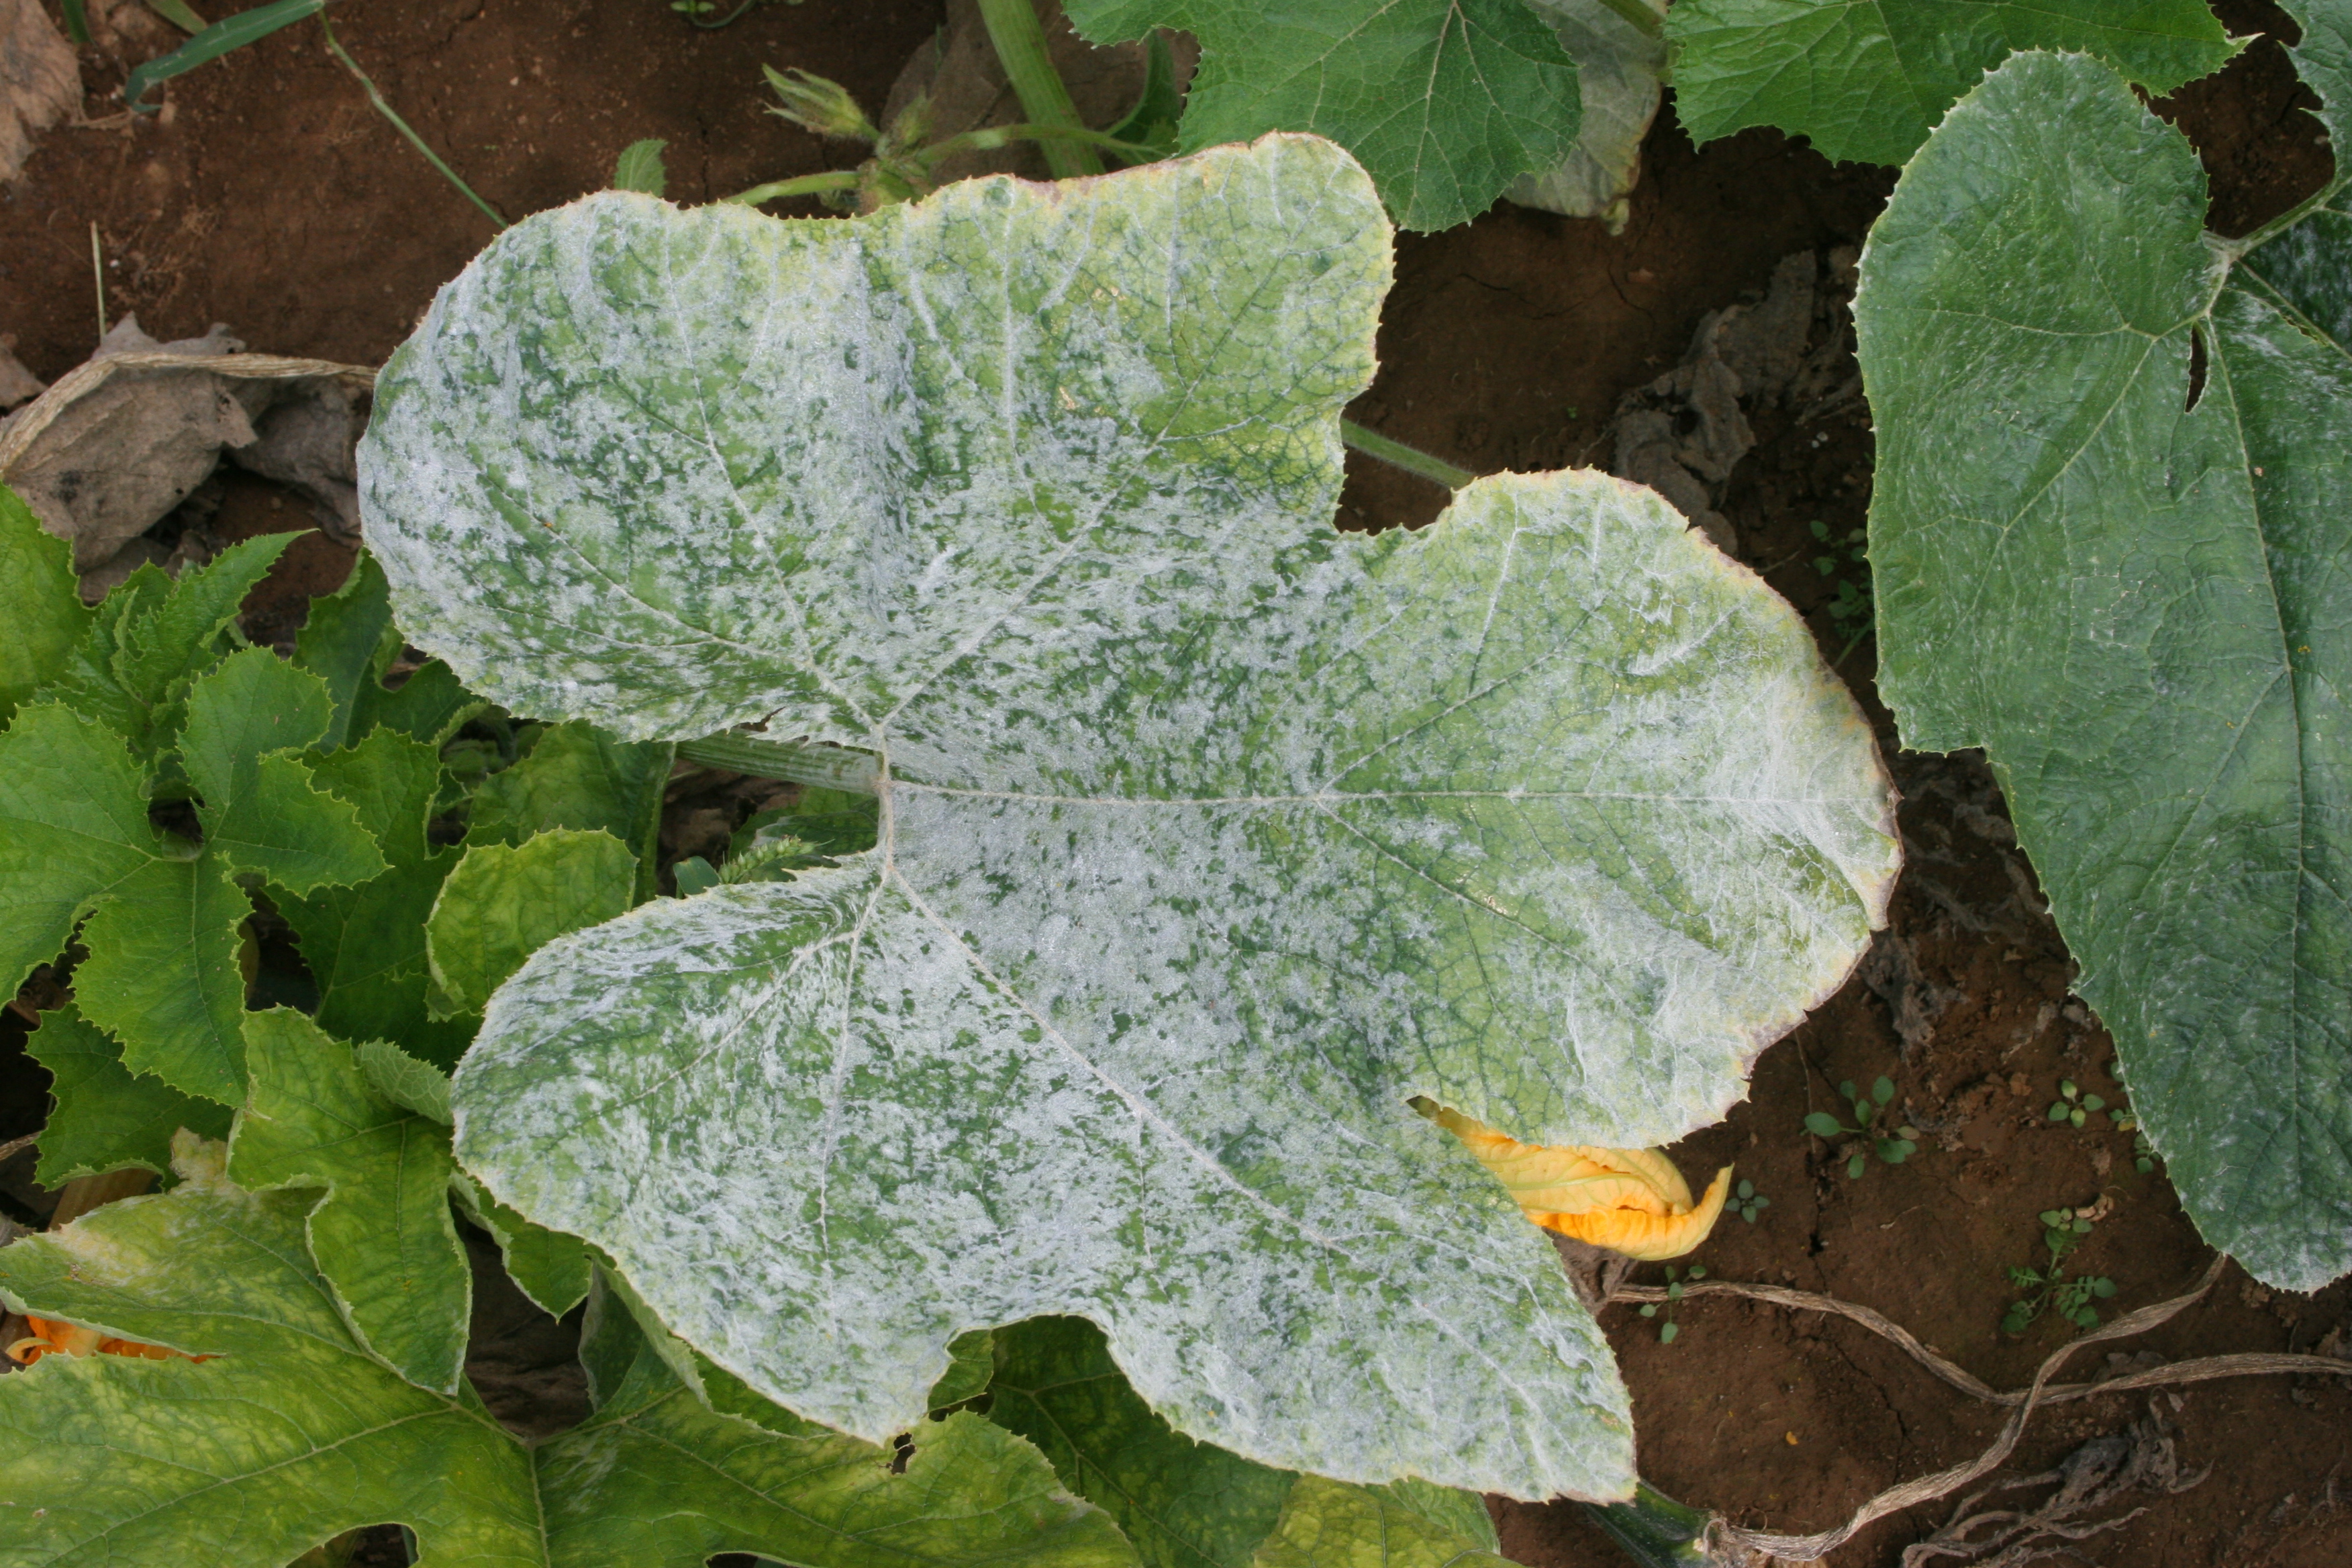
[351,657,485,747]
[0,702,164,999]
[0,1159,1136,1568]
[355,1036,454,1124]
[612,137,669,195]
[279,726,474,1070]
[1065,1,1581,230]
[292,552,401,752]
[0,485,90,722]
[985,1318,1505,1568]
[426,828,638,1018]
[1853,19,2352,1287]
[988,1317,1298,1567]
[229,1008,472,1394]
[464,720,671,901]
[48,532,293,767]
[360,142,1896,1496]
[1667,0,2242,166]
[183,648,385,893]
[70,654,380,1104]
[1253,1477,1510,1568]
[450,1170,594,1318]
[22,1001,232,1185]
[930,1328,997,1412]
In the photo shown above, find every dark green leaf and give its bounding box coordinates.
[23,1001,232,1185]
[1854,31,2352,1289]
[1065,0,1581,230]
[0,485,91,723]
[611,138,669,196]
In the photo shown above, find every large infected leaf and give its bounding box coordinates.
[0,1156,1138,1568]
[1667,0,2241,166]
[360,139,1897,1497]
[1063,2,1581,230]
[1853,18,2352,1287]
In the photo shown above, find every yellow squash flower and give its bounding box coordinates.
[1417,1099,1732,1261]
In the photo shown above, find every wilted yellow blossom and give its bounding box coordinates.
[1416,1099,1732,1261]
[5,1314,210,1367]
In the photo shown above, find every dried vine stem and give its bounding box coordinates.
[1604,1257,2352,1562]
[1608,1264,2352,1410]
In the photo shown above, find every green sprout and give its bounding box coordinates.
[1803,1075,1918,1179]
[2002,1208,2117,1335]
[1808,520,1873,660]
[2046,1077,2112,1129]
[1637,1264,1706,1344]
[1732,1177,1769,1224]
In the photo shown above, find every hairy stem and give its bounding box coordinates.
[678,734,882,795]
[722,170,865,207]
[977,0,1105,179]
[1339,419,1481,489]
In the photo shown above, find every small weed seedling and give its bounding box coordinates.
[1638,1265,1706,1344]
[2047,1078,2117,1130]
[2002,1208,2116,1335]
[1808,520,1873,660]
[1733,1178,1768,1224]
[1804,1076,1919,1179]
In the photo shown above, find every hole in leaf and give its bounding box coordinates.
[2185,326,2207,411]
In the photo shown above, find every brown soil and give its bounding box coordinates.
[3,3,2347,1565]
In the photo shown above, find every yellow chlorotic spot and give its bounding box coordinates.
[1416,1098,1732,1261]
[5,1315,211,1367]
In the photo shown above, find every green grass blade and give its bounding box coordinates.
[146,0,211,33]
[121,0,323,109]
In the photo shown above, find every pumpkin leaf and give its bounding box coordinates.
[1853,13,2352,1288]
[1667,0,2241,166]
[227,1008,472,1394]
[0,486,89,724]
[1,650,381,1106]
[359,138,1897,1498]
[21,1001,232,1185]
[425,828,638,1019]
[985,1316,1508,1568]
[0,1151,1139,1568]
[1061,1,1581,230]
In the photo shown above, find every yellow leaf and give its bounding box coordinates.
[1418,1099,1731,1262]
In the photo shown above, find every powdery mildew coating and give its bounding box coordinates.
[364,136,1900,1498]
[1856,42,2352,1292]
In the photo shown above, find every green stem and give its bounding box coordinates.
[317,14,506,230]
[677,734,882,795]
[925,122,1163,166]
[1338,419,1479,490]
[976,0,1104,179]
[720,170,864,207]
[1590,0,1666,42]
[1579,1483,1713,1567]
